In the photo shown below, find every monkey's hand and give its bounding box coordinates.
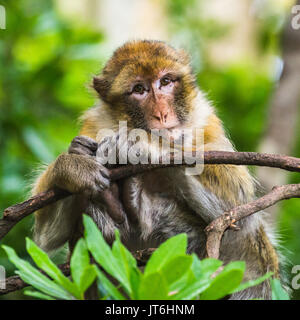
[51,153,110,197]
[68,135,98,157]
[96,132,148,166]
[65,135,109,194]
[68,135,127,225]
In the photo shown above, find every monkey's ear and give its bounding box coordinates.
[93,76,111,102]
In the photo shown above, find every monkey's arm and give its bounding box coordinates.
[173,164,255,223]
[33,165,80,251]
[179,118,256,224]
[33,145,110,251]
[176,161,280,288]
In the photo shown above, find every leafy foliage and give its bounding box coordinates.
[2,215,279,300]
[271,278,290,300]
[0,0,104,283]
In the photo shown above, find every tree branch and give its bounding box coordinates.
[1,151,300,240]
[205,183,300,259]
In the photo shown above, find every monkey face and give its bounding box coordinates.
[93,40,197,132]
[125,70,182,130]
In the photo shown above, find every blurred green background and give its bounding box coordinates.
[0,0,299,299]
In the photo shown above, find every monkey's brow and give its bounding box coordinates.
[160,71,182,78]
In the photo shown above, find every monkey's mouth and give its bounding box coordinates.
[150,126,185,142]
[167,127,184,141]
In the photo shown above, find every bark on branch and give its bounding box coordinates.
[1,151,300,240]
[205,183,300,259]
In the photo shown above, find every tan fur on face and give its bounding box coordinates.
[93,40,196,104]
[103,40,191,76]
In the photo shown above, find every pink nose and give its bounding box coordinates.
[152,111,168,123]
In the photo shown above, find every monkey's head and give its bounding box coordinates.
[93,40,198,131]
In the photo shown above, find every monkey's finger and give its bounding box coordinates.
[99,188,126,225]
[99,165,112,182]
[94,175,110,191]
[98,136,110,146]
[110,182,138,224]
[98,135,118,148]
[72,136,98,151]
[68,145,96,156]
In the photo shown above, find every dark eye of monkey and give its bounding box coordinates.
[160,77,171,86]
[132,83,146,95]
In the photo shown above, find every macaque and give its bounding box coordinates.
[33,40,281,300]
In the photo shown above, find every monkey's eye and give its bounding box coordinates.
[160,77,172,86]
[132,84,146,95]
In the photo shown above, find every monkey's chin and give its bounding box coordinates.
[167,128,185,142]
[150,126,185,143]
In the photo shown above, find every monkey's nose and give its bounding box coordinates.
[153,111,168,123]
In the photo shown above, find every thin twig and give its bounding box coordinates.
[205,183,300,259]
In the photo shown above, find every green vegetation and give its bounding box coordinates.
[0,1,104,292]
[3,215,283,300]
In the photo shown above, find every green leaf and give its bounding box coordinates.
[230,272,273,295]
[24,289,56,300]
[144,234,187,276]
[168,256,222,298]
[83,215,131,295]
[95,268,126,300]
[70,239,90,285]
[170,278,211,300]
[2,245,74,300]
[26,238,80,298]
[70,239,96,296]
[200,261,245,300]
[78,265,97,296]
[138,272,169,300]
[161,255,193,286]
[169,269,197,294]
[271,278,290,300]
[194,257,223,279]
[111,231,141,299]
